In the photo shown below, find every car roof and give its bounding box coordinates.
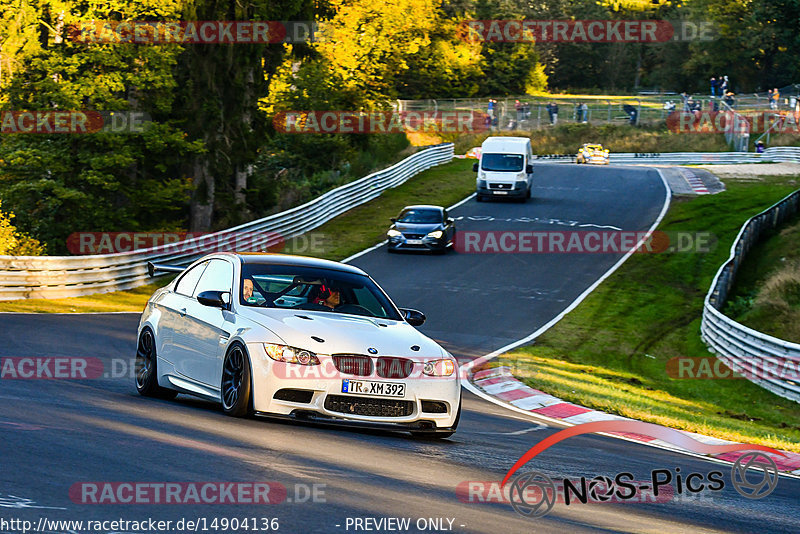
[401,205,444,211]
[481,136,530,152]
[235,253,367,276]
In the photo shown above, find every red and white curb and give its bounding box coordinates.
[471,366,800,476]
[680,168,710,194]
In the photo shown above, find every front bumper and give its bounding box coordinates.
[477,182,528,199]
[248,343,461,429]
[387,234,449,251]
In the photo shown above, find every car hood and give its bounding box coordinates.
[392,222,443,234]
[239,307,446,359]
[481,171,523,182]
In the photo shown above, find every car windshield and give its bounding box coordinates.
[397,209,442,224]
[480,153,524,172]
[239,264,402,320]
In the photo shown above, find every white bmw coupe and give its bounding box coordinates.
[135,253,461,438]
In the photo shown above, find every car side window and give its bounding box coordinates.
[193,259,234,297]
[175,261,208,297]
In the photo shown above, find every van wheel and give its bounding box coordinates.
[526,187,532,199]
[476,194,483,202]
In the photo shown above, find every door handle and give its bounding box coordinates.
[179,308,187,317]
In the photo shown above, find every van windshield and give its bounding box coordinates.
[481,153,524,172]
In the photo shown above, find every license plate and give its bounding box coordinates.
[342,379,405,397]
[492,190,508,195]
[405,239,423,245]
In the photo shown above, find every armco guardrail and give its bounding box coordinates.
[0,143,454,300]
[701,188,800,403]
[535,146,800,165]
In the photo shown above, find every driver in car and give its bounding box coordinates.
[314,284,341,310]
[242,278,258,303]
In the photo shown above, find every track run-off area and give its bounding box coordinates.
[1,163,798,533]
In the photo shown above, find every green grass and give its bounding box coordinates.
[0,278,173,313]
[496,174,800,452]
[727,212,800,343]
[446,123,731,156]
[0,159,476,313]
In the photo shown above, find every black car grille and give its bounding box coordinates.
[489,183,512,189]
[421,400,448,413]
[273,389,314,403]
[375,357,414,379]
[332,354,373,376]
[324,395,414,417]
[403,233,425,239]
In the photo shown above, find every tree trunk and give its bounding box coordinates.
[190,159,214,231]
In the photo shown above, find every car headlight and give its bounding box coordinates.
[387,229,402,238]
[517,172,527,181]
[427,230,443,239]
[423,359,455,377]
[264,343,320,365]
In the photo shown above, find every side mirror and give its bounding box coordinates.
[390,218,397,223]
[525,164,533,174]
[197,290,230,309]
[399,308,426,327]
[472,162,479,172]
[447,217,454,224]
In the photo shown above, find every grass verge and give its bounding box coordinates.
[496,174,800,452]
[0,159,476,313]
[727,213,800,343]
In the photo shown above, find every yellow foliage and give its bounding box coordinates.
[0,200,45,256]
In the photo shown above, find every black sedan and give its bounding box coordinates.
[386,205,456,253]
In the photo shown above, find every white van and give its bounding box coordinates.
[472,136,534,202]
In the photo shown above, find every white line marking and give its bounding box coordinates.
[476,424,547,436]
[461,169,672,372]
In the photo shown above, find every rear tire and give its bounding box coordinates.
[476,194,483,202]
[135,328,178,400]
[221,343,253,417]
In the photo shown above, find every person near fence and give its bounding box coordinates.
[719,75,728,94]
[710,77,717,97]
[580,102,588,123]
[755,140,766,153]
[547,102,558,125]
[771,88,780,110]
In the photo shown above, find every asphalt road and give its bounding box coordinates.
[1,164,798,534]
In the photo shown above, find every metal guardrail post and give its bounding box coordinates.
[701,187,800,403]
[0,144,455,300]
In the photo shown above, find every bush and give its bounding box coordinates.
[0,200,45,256]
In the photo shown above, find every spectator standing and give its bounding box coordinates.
[487,99,495,118]
[546,102,558,125]
[771,88,780,110]
[580,102,588,123]
[768,89,774,109]
[720,76,728,94]
[710,77,717,97]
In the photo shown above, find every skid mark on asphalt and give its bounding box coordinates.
[475,424,547,436]
[0,495,67,510]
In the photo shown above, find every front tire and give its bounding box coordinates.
[135,328,177,399]
[221,343,253,417]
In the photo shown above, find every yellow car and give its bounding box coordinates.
[576,143,610,165]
